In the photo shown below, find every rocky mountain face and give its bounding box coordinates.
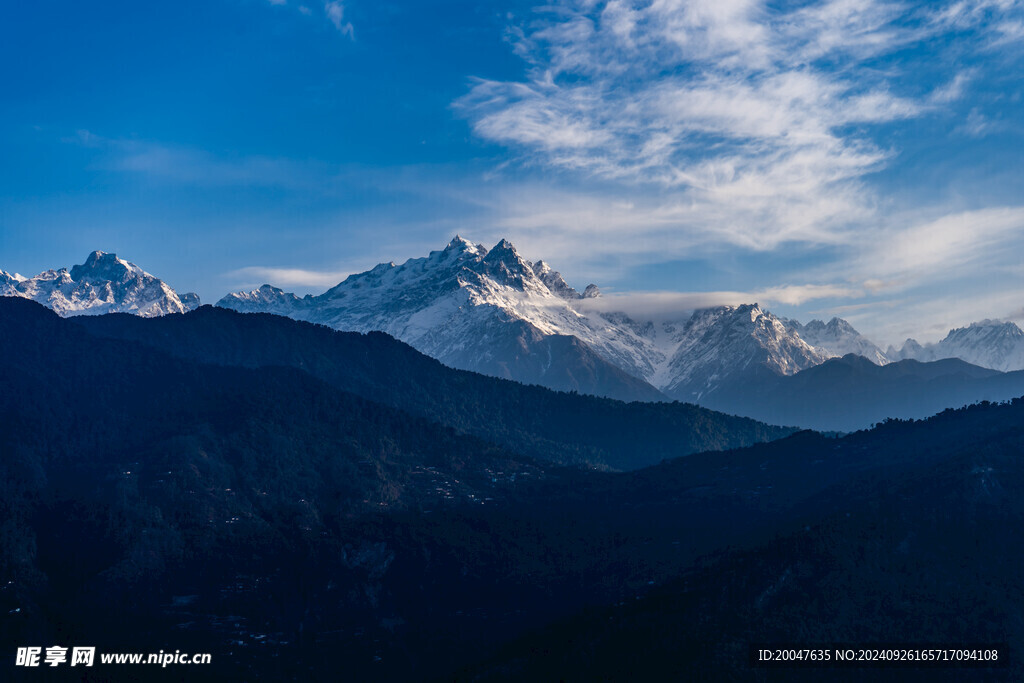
[0,251,199,317]
[218,237,828,402]
[889,319,1024,372]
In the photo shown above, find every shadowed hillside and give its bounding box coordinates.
[72,303,792,470]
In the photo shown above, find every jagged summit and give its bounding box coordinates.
[480,238,535,288]
[218,237,829,401]
[442,234,486,258]
[1,269,27,285]
[222,235,1024,395]
[69,250,138,281]
[480,238,524,266]
[1,251,199,317]
[662,304,826,400]
[436,235,490,260]
[812,317,855,334]
[784,316,888,365]
[7,239,1022,404]
[531,260,581,300]
[893,319,1024,371]
[888,338,924,360]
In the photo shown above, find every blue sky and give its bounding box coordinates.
[2,0,1023,345]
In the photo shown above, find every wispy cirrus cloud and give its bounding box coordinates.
[112,142,323,188]
[266,0,353,37]
[456,0,1019,251]
[226,266,352,288]
[575,282,863,320]
[448,0,1024,345]
[577,291,760,319]
[756,282,864,306]
[856,206,1024,282]
[324,1,353,37]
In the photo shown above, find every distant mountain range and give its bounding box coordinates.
[216,237,675,401]
[216,236,1024,407]
[889,319,1024,372]
[5,244,1024,424]
[699,353,1024,432]
[0,250,199,316]
[781,316,889,365]
[216,237,832,401]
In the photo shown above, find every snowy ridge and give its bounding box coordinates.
[0,251,200,317]
[218,237,827,400]
[784,317,889,366]
[890,320,1024,372]
[663,305,828,401]
[7,242,1021,401]
[1,270,27,285]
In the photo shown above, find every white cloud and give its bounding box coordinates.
[61,129,1024,349]
[473,182,864,276]
[265,0,353,35]
[577,290,756,318]
[325,1,353,37]
[956,107,998,137]
[929,70,975,104]
[575,282,860,319]
[457,0,1019,252]
[226,266,351,288]
[992,18,1024,45]
[755,283,864,306]
[771,204,1024,344]
[864,286,1024,345]
[858,206,1024,281]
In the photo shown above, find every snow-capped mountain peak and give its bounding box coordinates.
[218,238,831,402]
[221,284,305,315]
[480,238,536,288]
[1,251,200,317]
[894,319,1024,372]
[70,250,142,283]
[784,316,889,365]
[661,304,828,400]
[218,237,678,401]
[887,338,924,360]
[949,319,1023,343]
[530,260,581,300]
[444,234,485,256]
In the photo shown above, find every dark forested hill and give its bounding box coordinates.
[70,302,792,470]
[698,352,1024,431]
[0,297,557,680]
[3,297,1023,681]
[463,402,1024,681]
